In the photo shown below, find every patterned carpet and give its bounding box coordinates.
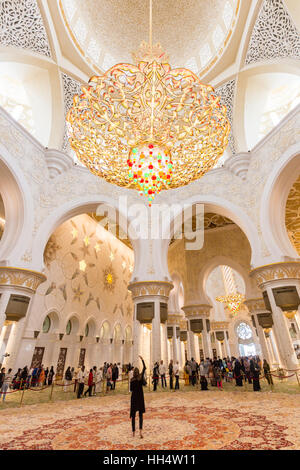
[0,391,300,450]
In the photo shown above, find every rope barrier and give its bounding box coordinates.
[269,372,296,379]
[54,381,76,387]
[28,385,50,391]
[0,367,298,407]
[0,388,22,394]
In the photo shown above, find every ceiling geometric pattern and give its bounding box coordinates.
[0,0,52,58]
[245,0,300,65]
[61,72,83,152]
[59,0,239,77]
[215,79,236,154]
[170,212,235,245]
[285,175,300,256]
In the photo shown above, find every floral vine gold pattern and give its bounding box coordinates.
[44,235,61,268]
[211,321,230,330]
[0,267,46,293]
[167,313,183,326]
[244,298,268,313]
[128,281,173,300]
[182,304,211,318]
[250,262,300,289]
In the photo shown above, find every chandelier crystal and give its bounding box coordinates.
[216,293,245,315]
[66,2,230,205]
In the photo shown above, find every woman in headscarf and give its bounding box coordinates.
[244,357,252,384]
[48,366,55,386]
[38,366,45,387]
[233,358,243,386]
[208,361,215,386]
[250,358,261,391]
[130,355,146,438]
[263,359,273,386]
[152,362,159,391]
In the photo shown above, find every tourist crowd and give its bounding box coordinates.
[0,355,273,402]
[0,362,123,401]
[149,355,273,392]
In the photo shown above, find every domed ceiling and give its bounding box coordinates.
[60,0,239,75]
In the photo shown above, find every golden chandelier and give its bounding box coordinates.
[216,293,245,315]
[66,1,230,205]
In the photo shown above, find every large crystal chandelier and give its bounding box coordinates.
[216,266,245,315]
[66,1,230,205]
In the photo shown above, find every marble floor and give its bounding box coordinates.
[0,390,300,450]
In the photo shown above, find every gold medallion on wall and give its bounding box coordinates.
[103,267,117,292]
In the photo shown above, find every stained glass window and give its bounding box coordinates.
[66,320,72,335]
[42,315,51,334]
[236,322,252,340]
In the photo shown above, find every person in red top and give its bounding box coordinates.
[84,369,94,397]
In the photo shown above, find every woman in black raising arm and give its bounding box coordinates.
[130,355,146,438]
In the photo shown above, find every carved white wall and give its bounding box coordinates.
[61,73,83,152]
[245,0,300,65]
[0,0,52,57]
[215,79,236,154]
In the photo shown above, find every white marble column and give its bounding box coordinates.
[194,335,200,363]
[0,325,8,364]
[120,342,124,366]
[221,340,227,358]
[266,286,298,370]
[201,321,211,358]
[0,292,10,333]
[187,328,196,360]
[161,323,168,365]
[295,311,300,334]
[3,317,27,370]
[254,313,272,363]
[172,326,178,362]
[216,340,223,358]
[152,299,161,364]
[224,333,231,357]
[132,303,143,367]
[269,329,281,365]
[178,340,183,368]
[265,333,275,365]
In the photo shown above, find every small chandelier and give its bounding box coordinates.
[66,1,230,205]
[216,293,245,315]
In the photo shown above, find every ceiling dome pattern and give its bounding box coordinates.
[60,0,240,76]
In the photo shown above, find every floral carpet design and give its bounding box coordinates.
[0,391,299,450]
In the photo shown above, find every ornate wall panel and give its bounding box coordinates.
[215,79,236,154]
[0,0,52,57]
[245,0,300,65]
[61,73,83,152]
[30,346,45,369]
[56,347,67,377]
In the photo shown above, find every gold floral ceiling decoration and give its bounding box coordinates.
[66,0,230,205]
[286,175,300,256]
